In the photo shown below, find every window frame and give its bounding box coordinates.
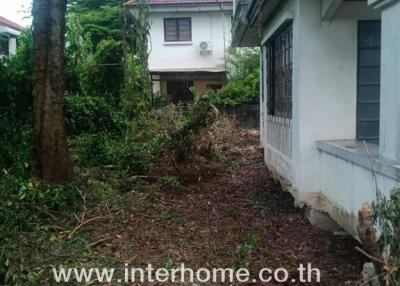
[356,20,381,143]
[0,34,9,56]
[164,18,192,42]
[265,22,293,119]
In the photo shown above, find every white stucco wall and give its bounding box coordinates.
[378,0,400,162]
[261,0,369,193]
[293,0,364,194]
[259,0,389,235]
[319,150,397,237]
[147,9,232,72]
[8,37,17,55]
[261,0,295,183]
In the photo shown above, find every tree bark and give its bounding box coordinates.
[32,0,73,183]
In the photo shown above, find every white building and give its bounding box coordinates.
[232,0,400,237]
[0,16,22,56]
[127,0,233,102]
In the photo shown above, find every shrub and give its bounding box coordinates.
[79,39,124,105]
[122,53,151,118]
[208,70,259,106]
[0,176,79,285]
[65,94,125,136]
[0,29,33,123]
[372,188,400,283]
[208,48,260,106]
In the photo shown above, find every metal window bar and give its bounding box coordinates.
[266,24,292,119]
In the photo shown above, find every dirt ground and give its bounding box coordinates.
[92,129,364,285]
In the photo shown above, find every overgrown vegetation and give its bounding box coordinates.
[207,48,260,106]
[0,1,244,284]
[371,188,400,284]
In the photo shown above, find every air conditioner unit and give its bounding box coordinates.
[199,41,212,56]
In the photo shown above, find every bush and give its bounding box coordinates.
[0,176,79,285]
[0,29,33,123]
[79,39,124,105]
[208,48,260,106]
[0,29,33,174]
[65,94,125,136]
[372,188,400,283]
[208,70,259,106]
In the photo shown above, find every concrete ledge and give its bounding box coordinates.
[316,140,400,181]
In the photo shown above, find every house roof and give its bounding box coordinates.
[0,16,23,32]
[125,0,232,7]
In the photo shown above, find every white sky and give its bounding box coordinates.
[0,0,32,27]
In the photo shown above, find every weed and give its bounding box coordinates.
[161,176,184,193]
[156,211,185,226]
[229,232,262,269]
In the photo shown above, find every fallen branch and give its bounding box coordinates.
[360,272,385,286]
[356,247,384,265]
[127,175,159,183]
[68,216,113,239]
[31,205,57,220]
[88,237,112,248]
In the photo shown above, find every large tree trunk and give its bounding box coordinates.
[32,0,73,183]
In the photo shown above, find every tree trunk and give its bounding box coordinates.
[32,0,73,183]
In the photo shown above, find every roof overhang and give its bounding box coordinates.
[126,1,233,12]
[150,67,226,73]
[0,26,20,37]
[231,0,259,47]
[150,70,225,80]
[231,0,281,47]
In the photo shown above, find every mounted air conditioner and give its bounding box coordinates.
[199,41,212,56]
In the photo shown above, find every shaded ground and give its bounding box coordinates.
[87,129,363,285]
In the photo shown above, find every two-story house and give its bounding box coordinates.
[126,0,233,103]
[0,16,22,56]
[232,0,400,238]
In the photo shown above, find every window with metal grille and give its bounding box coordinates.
[357,20,381,143]
[265,23,293,118]
[0,34,9,56]
[164,18,192,42]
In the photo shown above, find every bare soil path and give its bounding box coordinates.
[94,130,363,285]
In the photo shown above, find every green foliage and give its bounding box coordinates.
[130,0,151,59]
[0,116,31,174]
[79,39,124,105]
[157,210,184,226]
[208,48,260,106]
[227,48,260,81]
[122,53,151,117]
[65,94,125,136]
[0,29,33,122]
[122,0,151,117]
[65,13,93,94]
[161,176,184,193]
[372,188,400,282]
[229,232,262,269]
[70,96,216,174]
[208,69,260,106]
[0,29,33,173]
[169,95,216,162]
[68,0,124,47]
[0,176,80,284]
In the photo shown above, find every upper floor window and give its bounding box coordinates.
[265,23,293,119]
[0,34,9,56]
[164,18,192,42]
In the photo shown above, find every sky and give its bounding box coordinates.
[0,0,32,27]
